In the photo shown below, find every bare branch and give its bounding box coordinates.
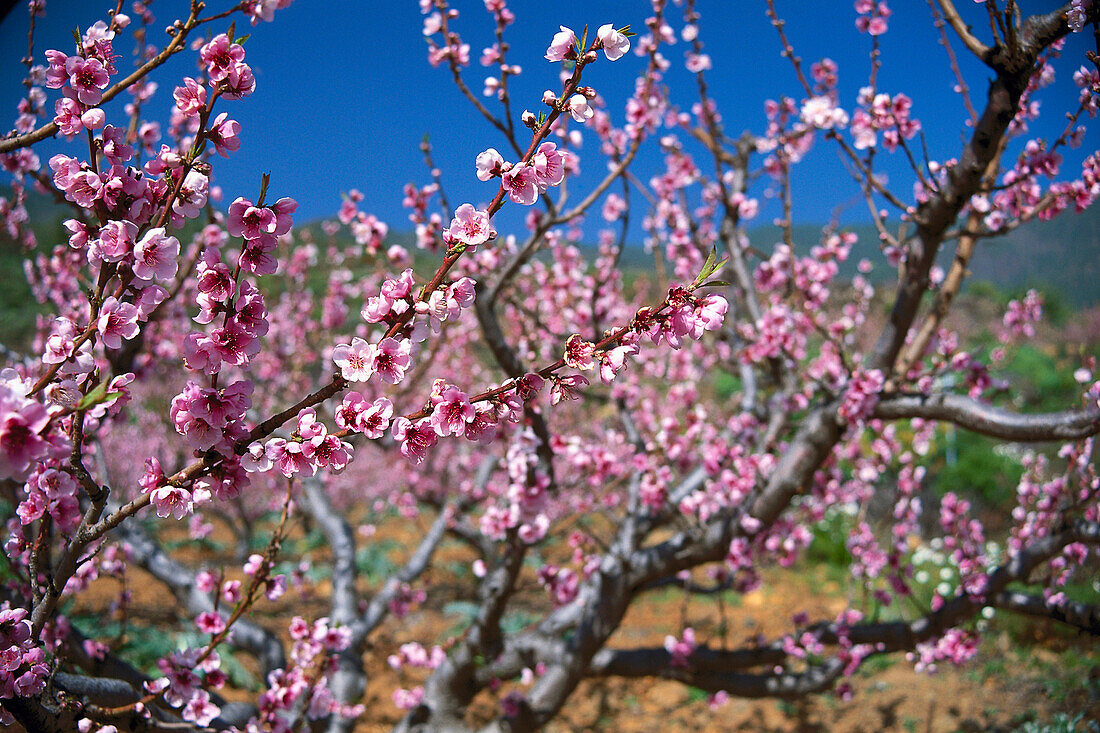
[873,393,1100,442]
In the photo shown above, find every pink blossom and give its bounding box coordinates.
[133,227,180,281]
[195,611,226,634]
[174,78,207,117]
[222,62,256,99]
[566,94,594,123]
[265,438,313,477]
[531,142,566,191]
[150,485,194,519]
[332,337,375,382]
[372,337,412,384]
[239,234,278,275]
[97,297,140,349]
[597,24,630,61]
[200,35,245,82]
[664,627,697,667]
[391,417,437,464]
[240,441,272,473]
[475,148,504,180]
[360,397,394,439]
[65,56,109,104]
[545,26,577,62]
[227,197,276,239]
[564,334,597,370]
[431,386,475,436]
[446,203,493,247]
[801,96,849,129]
[502,165,538,205]
[0,382,51,481]
[44,49,68,88]
[550,374,589,404]
[272,197,297,235]
[94,219,137,263]
[207,112,241,157]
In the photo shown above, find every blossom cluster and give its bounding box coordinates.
[477,142,571,207]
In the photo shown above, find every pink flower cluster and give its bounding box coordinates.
[1001,289,1043,340]
[854,0,891,35]
[0,374,56,482]
[170,379,253,454]
[242,408,353,478]
[17,465,80,532]
[146,648,224,726]
[43,22,117,137]
[387,642,446,671]
[838,368,885,424]
[477,142,569,206]
[907,628,978,674]
[664,627,696,668]
[850,89,920,151]
[536,564,580,606]
[0,606,48,701]
[198,34,256,101]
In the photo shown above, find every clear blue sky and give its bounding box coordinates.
[1,1,1093,240]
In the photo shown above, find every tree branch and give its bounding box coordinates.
[874,393,1100,442]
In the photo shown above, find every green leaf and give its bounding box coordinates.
[235,33,251,46]
[700,246,717,279]
[698,279,730,289]
[76,382,122,411]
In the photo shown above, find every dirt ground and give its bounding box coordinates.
[57,514,1099,733]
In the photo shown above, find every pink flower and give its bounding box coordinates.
[65,56,109,104]
[195,611,226,634]
[475,148,504,180]
[133,227,180,281]
[563,334,597,370]
[239,234,278,275]
[206,112,241,157]
[209,321,259,367]
[272,197,297,236]
[566,94,594,123]
[360,397,394,439]
[94,219,137,263]
[446,204,493,247]
[502,165,538,205]
[695,294,728,332]
[150,485,194,519]
[44,49,68,88]
[227,197,276,239]
[391,417,437,464]
[531,142,566,191]
[97,297,140,349]
[174,78,207,117]
[304,434,353,472]
[597,24,630,61]
[0,382,51,481]
[430,386,475,436]
[372,337,412,385]
[550,374,589,404]
[545,26,577,62]
[801,96,849,129]
[664,627,697,668]
[221,62,256,99]
[265,438,313,477]
[240,441,272,473]
[200,35,245,82]
[333,338,375,382]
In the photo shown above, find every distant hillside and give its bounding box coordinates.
[3,186,1098,327]
[743,205,1100,306]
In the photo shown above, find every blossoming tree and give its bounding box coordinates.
[0,0,1098,731]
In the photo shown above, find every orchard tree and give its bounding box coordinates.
[0,0,1098,731]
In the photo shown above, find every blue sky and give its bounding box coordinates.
[1,1,1093,240]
